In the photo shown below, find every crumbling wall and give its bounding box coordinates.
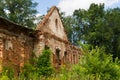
[34,31,68,67]
[64,44,82,65]
[35,6,82,68]
[0,25,34,74]
[34,31,82,68]
[37,7,68,41]
[34,31,45,57]
[0,7,82,73]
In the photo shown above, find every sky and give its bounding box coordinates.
[34,0,120,16]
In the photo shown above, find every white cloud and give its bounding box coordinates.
[57,0,120,15]
[34,13,42,24]
[36,13,41,17]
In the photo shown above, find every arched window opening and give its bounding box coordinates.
[44,45,49,50]
[56,48,61,65]
[64,51,67,63]
[55,19,58,29]
[73,54,75,64]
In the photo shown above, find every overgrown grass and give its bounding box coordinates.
[0,45,120,80]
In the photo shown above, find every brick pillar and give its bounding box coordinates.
[20,47,25,72]
[52,54,56,66]
[0,39,3,72]
[76,52,78,64]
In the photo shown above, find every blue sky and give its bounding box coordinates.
[34,0,60,15]
[34,0,120,16]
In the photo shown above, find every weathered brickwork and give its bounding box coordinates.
[0,6,82,72]
[0,18,34,74]
[35,6,82,68]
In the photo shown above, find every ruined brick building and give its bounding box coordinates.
[0,6,81,73]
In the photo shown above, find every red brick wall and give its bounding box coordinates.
[0,25,34,74]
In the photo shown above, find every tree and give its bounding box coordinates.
[104,8,120,58]
[73,3,105,45]
[61,11,87,45]
[63,3,120,58]
[62,3,105,45]
[0,0,38,29]
[62,15,75,44]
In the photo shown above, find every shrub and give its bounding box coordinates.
[53,44,120,80]
[36,49,54,76]
[0,75,9,80]
[71,45,120,80]
[1,66,14,80]
[20,62,37,80]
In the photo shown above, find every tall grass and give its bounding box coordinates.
[0,45,120,80]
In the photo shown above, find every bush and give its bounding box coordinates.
[0,75,9,80]
[1,66,14,80]
[20,62,37,80]
[71,45,120,80]
[0,45,120,80]
[36,49,54,76]
[52,44,120,80]
[19,49,54,79]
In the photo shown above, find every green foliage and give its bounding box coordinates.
[0,45,120,80]
[2,66,14,80]
[36,49,54,76]
[0,76,9,80]
[51,44,120,80]
[20,63,37,79]
[18,49,54,79]
[71,44,120,80]
[0,0,38,28]
[62,3,120,58]
[73,3,105,45]
[61,14,76,44]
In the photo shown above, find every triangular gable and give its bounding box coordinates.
[36,6,68,41]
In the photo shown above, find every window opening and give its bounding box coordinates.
[45,45,49,50]
[56,49,61,65]
[64,51,67,63]
[55,19,58,29]
[73,54,75,64]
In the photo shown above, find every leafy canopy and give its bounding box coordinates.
[0,0,38,28]
[62,3,120,58]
